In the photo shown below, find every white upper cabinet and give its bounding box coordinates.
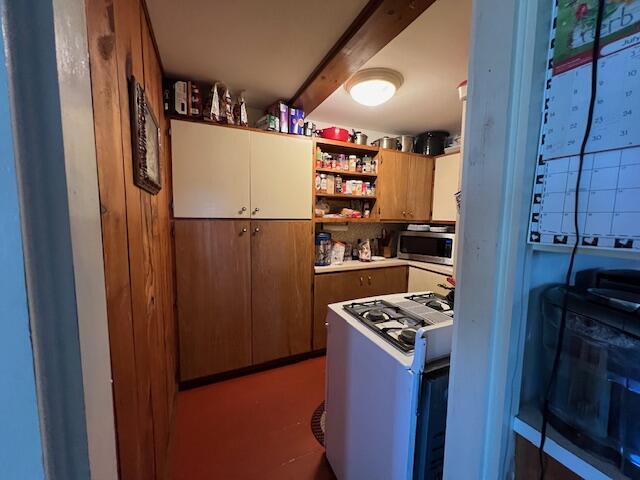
[432,152,462,222]
[250,132,311,219]
[171,120,250,218]
[171,120,311,219]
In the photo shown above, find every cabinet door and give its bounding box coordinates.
[407,155,434,221]
[171,120,251,218]
[364,266,409,296]
[408,267,451,296]
[379,150,410,220]
[251,221,313,363]
[250,133,312,219]
[432,153,461,221]
[175,220,252,381]
[313,270,371,350]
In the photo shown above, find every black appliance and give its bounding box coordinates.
[414,131,449,156]
[413,361,450,480]
[343,299,450,353]
[542,269,640,478]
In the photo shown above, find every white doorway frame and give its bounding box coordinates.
[443,0,552,478]
[2,0,118,478]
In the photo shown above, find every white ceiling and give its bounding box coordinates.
[309,0,472,136]
[145,0,370,110]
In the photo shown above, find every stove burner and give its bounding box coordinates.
[343,299,430,353]
[399,329,417,346]
[365,309,388,322]
[426,300,445,311]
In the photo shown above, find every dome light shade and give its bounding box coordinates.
[345,68,404,107]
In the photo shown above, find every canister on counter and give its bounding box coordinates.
[315,232,332,267]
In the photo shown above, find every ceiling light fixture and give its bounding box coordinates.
[345,68,404,107]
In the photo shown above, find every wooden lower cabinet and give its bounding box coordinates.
[251,221,314,363]
[175,219,313,381]
[175,220,252,381]
[313,266,408,350]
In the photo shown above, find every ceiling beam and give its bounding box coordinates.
[289,0,437,114]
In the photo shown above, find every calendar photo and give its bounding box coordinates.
[528,0,640,251]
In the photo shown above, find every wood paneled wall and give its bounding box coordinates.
[85,0,177,478]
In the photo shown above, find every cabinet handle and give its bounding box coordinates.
[359,276,364,286]
[402,211,406,216]
[240,206,247,212]
[367,275,372,285]
[407,211,413,216]
[254,226,261,234]
[241,227,248,234]
[252,207,260,214]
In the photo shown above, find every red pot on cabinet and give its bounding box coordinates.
[318,127,350,142]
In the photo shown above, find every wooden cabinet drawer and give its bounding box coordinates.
[360,266,408,297]
[313,266,408,350]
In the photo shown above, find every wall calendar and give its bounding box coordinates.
[528,0,640,251]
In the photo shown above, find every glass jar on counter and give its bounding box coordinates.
[315,232,332,266]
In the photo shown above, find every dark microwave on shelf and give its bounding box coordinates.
[397,231,455,265]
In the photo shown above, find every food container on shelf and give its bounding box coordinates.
[318,127,351,142]
[315,232,332,266]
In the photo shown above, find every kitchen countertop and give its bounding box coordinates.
[314,258,454,276]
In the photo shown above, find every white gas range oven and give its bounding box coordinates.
[324,291,454,480]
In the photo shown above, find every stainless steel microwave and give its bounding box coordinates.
[397,231,455,265]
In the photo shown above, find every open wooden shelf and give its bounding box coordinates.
[314,217,377,223]
[315,193,377,200]
[315,168,378,178]
[314,137,380,154]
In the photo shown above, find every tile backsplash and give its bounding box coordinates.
[315,222,403,257]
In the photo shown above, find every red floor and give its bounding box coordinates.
[171,356,336,480]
